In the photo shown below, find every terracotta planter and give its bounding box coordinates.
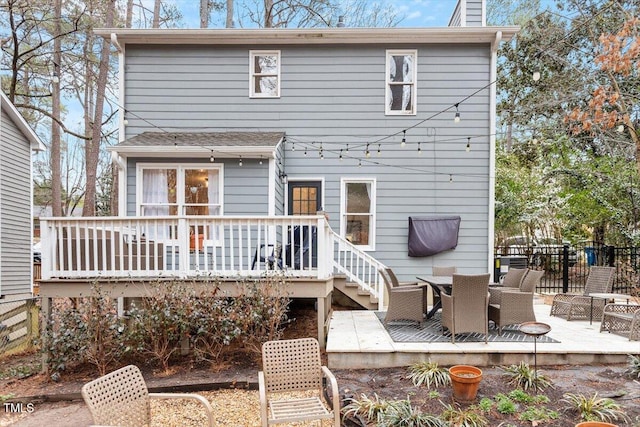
[448,365,482,402]
[575,422,619,427]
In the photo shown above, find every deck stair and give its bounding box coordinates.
[332,275,379,310]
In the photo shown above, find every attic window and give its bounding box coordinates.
[386,50,417,115]
[250,50,280,98]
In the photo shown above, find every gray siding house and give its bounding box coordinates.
[0,91,46,299]
[40,0,517,326]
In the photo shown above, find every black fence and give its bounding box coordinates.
[494,241,639,295]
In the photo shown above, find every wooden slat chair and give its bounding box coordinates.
[379,268,425,325]
[441,273,491,343]
[259,337,340,427]
[81,364,215,427]
[489,270,544,334]
[550,266,615,321]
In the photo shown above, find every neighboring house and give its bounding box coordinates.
[0,91,46,299]
[40,0,518,323]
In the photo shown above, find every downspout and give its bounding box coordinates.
[111,33,127,217]
[488,30,502,275]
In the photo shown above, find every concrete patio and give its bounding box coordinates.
[326,296,640,369]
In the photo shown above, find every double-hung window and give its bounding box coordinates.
[341,178,376,250]
[250,50,280,98]
[386,50,417,115]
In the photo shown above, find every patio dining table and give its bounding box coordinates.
[417,275,453,319]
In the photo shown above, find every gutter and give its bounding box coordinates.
[487,30,502,275]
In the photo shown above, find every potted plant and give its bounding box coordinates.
[575,423,619,427]
[448,365,482,402]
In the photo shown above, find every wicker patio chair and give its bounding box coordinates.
[81,364,215,427]
[432,266,457,276]
[489,270,544,334]
[384,266,428,311]
[550,266,615,321]
[259,337,340,427]
[600,303,640,341]
[491,267,528,288]
[441,273,491,343]
[430,266,457,311]
[379,268,425,325]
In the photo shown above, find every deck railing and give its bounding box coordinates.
[332,231,386,308]
[40,215,331,280]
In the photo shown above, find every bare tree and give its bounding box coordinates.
[51,0,62,216]
[200,0,209,28]
[153,0,161,28]
[83,0,116,216]
[226,0,234,27]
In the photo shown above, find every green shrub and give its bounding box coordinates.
[406,360,451,388]
[477,397,494,413]
[627,354,640,379]
[494,393,518,415]
[507,389,535,404]
[381,398,446,427]
[519,406,559,422]
[500,361,552,391]
[342,393,392,425]
[440,403,488,427]
[561,392,629,423]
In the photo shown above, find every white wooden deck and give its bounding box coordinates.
[326,296,640,369]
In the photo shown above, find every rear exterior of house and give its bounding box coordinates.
[90,0,517,286]
[0,91,45,300]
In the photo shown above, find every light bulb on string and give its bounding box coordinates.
[532,71,541,82]
[339,149,343,161]
[259,155,263,165]
[365,143,370,158]
[377,144,381,156]
[304,147,307,156]
[346,144,349,153]
[210,150,214,163]
[449,174,453,182]
[358,159,362,168]
[417,142,422,155]
[239,156,243,166]
[291,141,295,151]
[454,103,460,123]
[319,143,324,159]
[401,130,406,147]
[466,137,471,152]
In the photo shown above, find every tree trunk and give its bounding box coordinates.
[153,0,161,28]
[126,0,133,27]
[264,0,273,27]
[200,0,208,28]
[226,0,234,28]
[51,0,62,217]
[83,0,115,217]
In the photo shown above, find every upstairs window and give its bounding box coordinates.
[250,50,280,98]
[386,50,417,115]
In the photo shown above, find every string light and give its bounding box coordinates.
[401,130,406,147]
[358,159,362,168]
[532,71,541,82]
[319,143,324,159]
[449,174,453,182]
[304,147,307,156]
[259,155,263,165]
[466,137,471,152]
[418,142,422,155]
[209,150,214,162]
[239,156,243,166]
[365,143,370,158]
[454,104,460,123]
[377,144,381,156]
[339,149,343,161]
[291,141,295,151]
[346,144,349,153]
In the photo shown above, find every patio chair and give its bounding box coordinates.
[430,266,457,310]
[492,267,527,288]
[259,337,340,427]
[489,270,544,334]
[441,273,491,343]
[81,364,215,427]
[379,268,425,324]
[600,303,640,341]
[384,266,427,311]
[550,266,615,321]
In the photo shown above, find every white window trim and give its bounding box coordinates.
[249,50,281,98]
[340,178,376,251]
[385,49,417,116]
[135,163,224,217]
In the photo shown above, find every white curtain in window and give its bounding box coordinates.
[402,55,413,111]
[143,169,169,239]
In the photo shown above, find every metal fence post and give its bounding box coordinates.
[606,245,616,267]
[562,244,569,293]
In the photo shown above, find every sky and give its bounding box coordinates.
[160,0,459,29]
